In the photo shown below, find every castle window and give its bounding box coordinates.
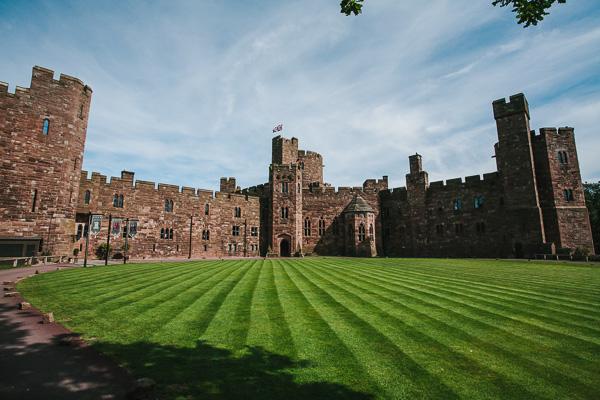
[204,244,208,251]
[205,204,210,215]
[202,230,210,240]
[558,151,569,165]
[79,104,84,119]
[304,218,311,236]
[298,183,301,192]
[437,201,444,213]
[474,195,485,209]
[564,189,574,202]
[453,198,462,211]
[358,224,366,241]
[76,224,83,241]
[436,224,444,236]
[232,225,240,236]
[281,182,289,193]
[318,218,325,236]
[369,224,374,238]
[113,194,124,208]
[234,207,242,218]
[476,222,486,234]
[165,199,174,212]
[122,224,128,239]
[153,244,156,252]
[281,207,289,219]
[251,227,258,236]
[84,190,91,205]
[31,189,38,212]
[42,118,50,135]
[169,228,174,240]
[455,223,464,235]
[160,228,165,239]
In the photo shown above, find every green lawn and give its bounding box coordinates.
[17,258,600,399]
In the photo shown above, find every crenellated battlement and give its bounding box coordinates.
[79,169,261,202]
[1,66,92,106]
[492,93,529,120]
[426,172,499,192]
[298,150,322,158]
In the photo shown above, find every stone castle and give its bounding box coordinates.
[0,67,595,259]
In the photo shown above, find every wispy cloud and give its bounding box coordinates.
[1,0,599,190]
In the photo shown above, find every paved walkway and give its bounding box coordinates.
[0,265,134,399]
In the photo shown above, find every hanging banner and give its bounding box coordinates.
[128,220,138,238]
[90,215,103,236]
[111,218,123,238]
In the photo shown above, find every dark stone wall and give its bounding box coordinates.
[533,127,594,252]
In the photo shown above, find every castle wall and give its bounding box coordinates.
[298,150,323,188]
[76,170,261,259]
[301,185,383,256]
[0,66,593,260]
[533,127,594,253]
[0,66,92,256]
[382,173,511,258]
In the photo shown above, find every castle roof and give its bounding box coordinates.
[343,195,374,213]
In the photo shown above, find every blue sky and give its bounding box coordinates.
[1,0,599,190]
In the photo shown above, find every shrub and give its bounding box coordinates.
[73,248,79,256]
[95,243,111,259]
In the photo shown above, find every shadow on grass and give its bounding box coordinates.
[96,339,374,400]
[0,303,133,400]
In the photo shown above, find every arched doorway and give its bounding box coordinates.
[279,238,291,257]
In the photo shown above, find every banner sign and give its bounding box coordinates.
[111,218,123,238]
[90,215,103,236]
[128,220,138,238]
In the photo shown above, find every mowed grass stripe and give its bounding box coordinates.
[245,260,295,357]
[283,260,460,400]
[16,261,209,321]
[201,260,263,350]
[356,258,600,314]
[273,260,381,397]
[68,261,238,325]
[97,261,244,342]
[311,259,600,384]
[351,258,600,307]
[38,261,211,310]
[306,259,600,398]
[324,260,600,362]
[151,260,256,346]
[341,260,600,330]
[50,261,240,339]
[364,258,600,298]
[335,260,600,344]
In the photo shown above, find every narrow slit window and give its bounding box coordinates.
[84,190,91,205]
[42,118,50,135]
[31,189,38,212]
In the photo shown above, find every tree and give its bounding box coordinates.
[583,182,600,254]
[340,0,567,27]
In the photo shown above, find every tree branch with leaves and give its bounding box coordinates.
[340,0,567,27]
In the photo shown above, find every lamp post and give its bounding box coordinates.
[123,218,129,265]
[83,212,91,268]
[105,214,112,266]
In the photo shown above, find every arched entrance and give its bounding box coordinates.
[279,238,291,257]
